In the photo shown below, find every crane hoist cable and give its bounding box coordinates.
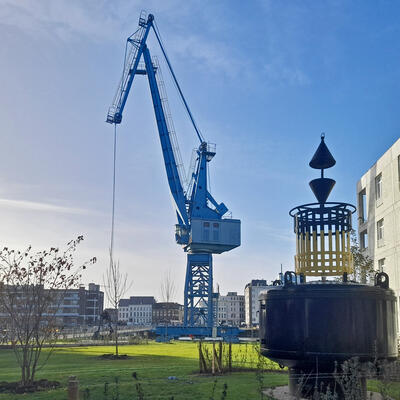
[153,20,204,144]
[109,123,117,265]
[108,18,207,263]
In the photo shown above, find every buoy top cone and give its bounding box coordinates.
[309,135,336,170]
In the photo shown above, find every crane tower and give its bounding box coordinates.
[106,12,241,329]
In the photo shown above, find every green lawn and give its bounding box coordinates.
[0,342,288,399]
[1,342,399,399]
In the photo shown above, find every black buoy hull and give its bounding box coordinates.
[259,283,397,369]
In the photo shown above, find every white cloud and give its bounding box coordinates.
[167,34,243,77]
[0,0,132,41]
[0,0,242,76]
[0,197,92,215]
[0,0,194,42]
[252,221,293,243]
[264,61,311,86]
[255,1,312,86]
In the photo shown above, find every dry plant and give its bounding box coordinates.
[160,269,176,304]
[350,230,375,284]
[159,269,176,339]
[198,341,234,374]
[0,236,95,386]
[103,251,131,357]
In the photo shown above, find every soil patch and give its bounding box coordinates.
[99,353,130,360]
[0,379,60,394]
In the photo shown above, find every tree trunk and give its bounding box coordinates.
[21,365,26,386]
[115,323,119,357]
[211,342,215,375]
[228,342,232,372]
[218,342,223,371]
[198,342,207,373]
[21,348,30,385]
[213,342,221,373]
[198,342,203,373]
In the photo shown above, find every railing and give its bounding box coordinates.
[153,57,187,190]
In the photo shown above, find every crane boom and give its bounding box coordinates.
[106,12,241,329]
[142,45,188,225]
[107,13,153,125]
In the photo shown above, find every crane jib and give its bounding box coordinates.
[106,12,241,331]
[105,12,240,239]
[107,18,152,124]
[143,46,189,225]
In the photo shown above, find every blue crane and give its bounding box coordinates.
[107,12,241,328]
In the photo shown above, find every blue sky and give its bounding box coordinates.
[0,0,399,303]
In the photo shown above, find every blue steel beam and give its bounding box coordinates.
[106,12,238,331]
[184,254,213,328]
[107,14,153,125]
[151,22,204,144]
[142,45,189,225]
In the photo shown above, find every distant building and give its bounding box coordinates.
[0,283,104,328]
[357,138,400,326]
[152,302,183,325]
[118,296,156,326]
[78,283,104,326]
[51,283,104,327]
[244,280,269,327]
[216,291,245,327]
[103,308,118,323]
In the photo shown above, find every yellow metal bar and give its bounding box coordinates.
[306,232,311,273]
[346,231,353,273]
[295,224,354,276]
[299,234,303,272]
[312,230,317,274]
[328,230,333,270]
[335,230,340,270]
[295,234,299,272]
[299,234,304,272]
[320,230,325,270]
[341,231,345,270]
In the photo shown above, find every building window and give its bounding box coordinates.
[377,218,384,246]
[212,223,220,241]
[378,258,385,272]
[358,188,367,223]
[203,222,210,241]
[375,174,382,203]
[360,230,368,249]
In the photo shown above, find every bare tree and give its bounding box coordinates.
[160,269,176,304]
[350,230,375,283]
[103,252,131,357]
[0,236,95,386]
[159,269,176,339]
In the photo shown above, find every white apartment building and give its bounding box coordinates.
[244,280,270,327]
[118,296,155,326]
[357,138,400,326]
[216,291,245,327]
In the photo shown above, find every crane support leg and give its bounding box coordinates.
[184,254,213,328]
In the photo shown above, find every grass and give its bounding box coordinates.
[1,342,399,399]
[0,342,288,399]
[367,379,400,399]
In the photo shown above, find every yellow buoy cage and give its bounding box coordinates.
[295,228,353,276]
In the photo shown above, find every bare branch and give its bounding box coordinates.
[0,236,95,385]
[102,249,131,356]
[160,269,176,304]
[350,230,375,284]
